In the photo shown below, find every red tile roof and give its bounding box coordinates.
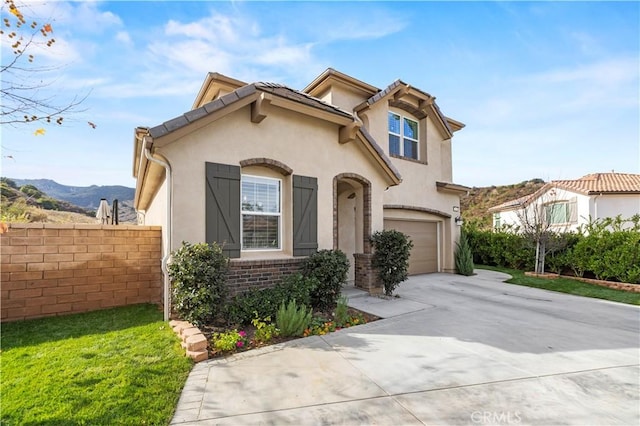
[489,173,640,212]
[553,173,640,195]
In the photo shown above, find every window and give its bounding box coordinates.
[493,213,501,229]
[388,112,419,160]
[544,202,570,224]
[241,175,281,250]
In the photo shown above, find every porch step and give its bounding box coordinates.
[342,285,369,299]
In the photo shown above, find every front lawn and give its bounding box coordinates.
[479,265,640,305]
[1,304,193,425]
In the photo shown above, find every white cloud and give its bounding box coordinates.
[115,31,132,46]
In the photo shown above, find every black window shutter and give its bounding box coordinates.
[205,162,241,258]
[293,175,318,256]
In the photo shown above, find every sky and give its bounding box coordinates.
[1,0,638,189]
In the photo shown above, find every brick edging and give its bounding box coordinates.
[169,320,209,362]
[560,275,640,293]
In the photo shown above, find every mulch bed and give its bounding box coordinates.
[200,307,379,359]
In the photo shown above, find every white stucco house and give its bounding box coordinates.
[489,173,640,232]
[132,68,469,297]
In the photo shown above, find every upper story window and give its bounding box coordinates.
[388,112,419,160]
[241,175,281,250]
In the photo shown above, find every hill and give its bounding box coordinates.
[460,179,546,229]
[1,178,136,224]
[12,178,134,210]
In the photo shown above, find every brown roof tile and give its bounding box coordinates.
[553,173,640,195]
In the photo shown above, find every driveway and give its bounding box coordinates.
[171,270,639,425]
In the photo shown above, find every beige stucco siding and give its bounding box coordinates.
[151,105,389,254]
[358,94,461,273]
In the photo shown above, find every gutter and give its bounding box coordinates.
[142,135,172,322]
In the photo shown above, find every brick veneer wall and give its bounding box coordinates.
[226,257,306,296]
[1,224,163,322]
[354,253,382,294]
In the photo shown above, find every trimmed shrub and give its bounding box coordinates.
[168,242,228,326]
[370,229,413,296]
[455,232,475,276]
[303,250,350,311]
[225,273,318,325]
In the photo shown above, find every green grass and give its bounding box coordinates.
[478,265,640,305]
[1,304,193,425]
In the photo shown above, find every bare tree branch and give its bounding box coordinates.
[1,0,87,126]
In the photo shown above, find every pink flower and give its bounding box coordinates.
[239,331,247,337]
[236,341,244,348]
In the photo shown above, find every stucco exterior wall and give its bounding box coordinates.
[150,105,390,255]
[357,97,461,272]
[591,194,640,222]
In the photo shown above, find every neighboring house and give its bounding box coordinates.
[132,68,469,295]
[489,173,640,232]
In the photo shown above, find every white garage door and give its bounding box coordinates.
[384,219,439,275]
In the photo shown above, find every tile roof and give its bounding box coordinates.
[553,173,640,195]
[149,82,351,139]
[489,173,640,212]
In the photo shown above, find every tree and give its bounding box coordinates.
[454,231,475,276]
[513,186,577,274]
[1,0,84,126]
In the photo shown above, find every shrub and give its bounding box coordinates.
[168,241,228,326]
[454,232,475,276]
[276,300,312,337]
[334,296,349,327]
[370,229,413,296]
[225,273,318,325]
[303,250,350,311]
[251,313,279,343]
[212,329,248,352]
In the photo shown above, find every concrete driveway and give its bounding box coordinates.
[171,270,639,425]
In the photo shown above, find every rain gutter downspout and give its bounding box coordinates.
[593,192,602,221]
[142,135,172,321]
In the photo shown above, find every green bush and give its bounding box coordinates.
[303,249,350,311]
[466,217,640,284]
[334,295,349,327]
[225,273,318,325]
[454,232,475,276]
[251,314,278,343]
[168,242,228,326]
[276,299,312,337]
[370,229,413,296]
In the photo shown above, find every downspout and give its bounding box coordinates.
[593,193,602,221]
[142,136,172,322]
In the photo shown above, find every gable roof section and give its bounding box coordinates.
[148,82,353,140]
[192,72,247,109]
[489,173,640,212]
[354,80,462,138]
[304,68,379,98]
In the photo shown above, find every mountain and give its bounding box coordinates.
[12,179,134,209]
[460,179,546,229]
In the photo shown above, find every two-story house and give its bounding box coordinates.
[132,68,468,298]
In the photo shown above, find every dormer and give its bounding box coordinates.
[304,68,378,112]
[192,72,247,109]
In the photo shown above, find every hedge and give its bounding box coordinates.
[465,215,640,284]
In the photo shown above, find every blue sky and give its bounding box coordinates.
[1,0,638,188]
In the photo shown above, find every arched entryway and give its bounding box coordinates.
[333,173,371,284]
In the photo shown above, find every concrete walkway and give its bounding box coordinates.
[171,270,640,425]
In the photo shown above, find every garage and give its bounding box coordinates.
[384,219,439,275]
